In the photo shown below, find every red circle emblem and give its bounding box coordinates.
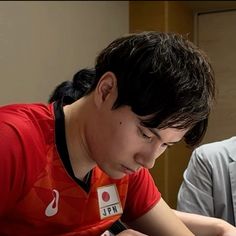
[102,191,110,202]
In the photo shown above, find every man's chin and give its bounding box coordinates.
[106,171,126,180]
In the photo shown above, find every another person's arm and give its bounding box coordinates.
[177,139,235,226]
[177,149,214,216]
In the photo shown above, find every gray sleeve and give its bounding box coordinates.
[177,149,214,217]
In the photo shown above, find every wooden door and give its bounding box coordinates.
[196,10,236,144]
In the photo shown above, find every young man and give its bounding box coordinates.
[0,31,235,235]
[177,136,236,226]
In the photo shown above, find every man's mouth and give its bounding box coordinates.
[121,165,136,175]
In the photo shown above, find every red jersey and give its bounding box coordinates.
[0,103,161,235]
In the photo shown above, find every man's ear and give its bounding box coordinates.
[94,71,117,108]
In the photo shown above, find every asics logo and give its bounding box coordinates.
[45,189,59,217]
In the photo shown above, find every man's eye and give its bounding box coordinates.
[161,143,168,148]
[161,143,172,148]
[139,128,152,142]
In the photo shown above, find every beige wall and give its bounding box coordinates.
[0,1,128,104]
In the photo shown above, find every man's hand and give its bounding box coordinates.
[101,229,148,236]
[221,225,236,236]
[117,229,148,235]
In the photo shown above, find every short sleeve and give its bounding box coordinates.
[122,168,161,222]
[0,105,47,216]
[0,120,26,216]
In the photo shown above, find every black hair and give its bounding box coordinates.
[49,31,215,147]
[48,69,95,103]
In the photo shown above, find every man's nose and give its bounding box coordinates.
[135,147,164,169]
[141,157,156,169]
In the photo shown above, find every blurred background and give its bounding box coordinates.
[0,1,236,208]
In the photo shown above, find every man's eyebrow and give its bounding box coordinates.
[148,128,181,145]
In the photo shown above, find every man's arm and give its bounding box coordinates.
[127,198,194,236]
[101,229,147,236]
[125,198,236,236]
[174,210,236,236]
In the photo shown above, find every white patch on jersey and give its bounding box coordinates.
[97,184,123,219]
[45,189,59,217]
